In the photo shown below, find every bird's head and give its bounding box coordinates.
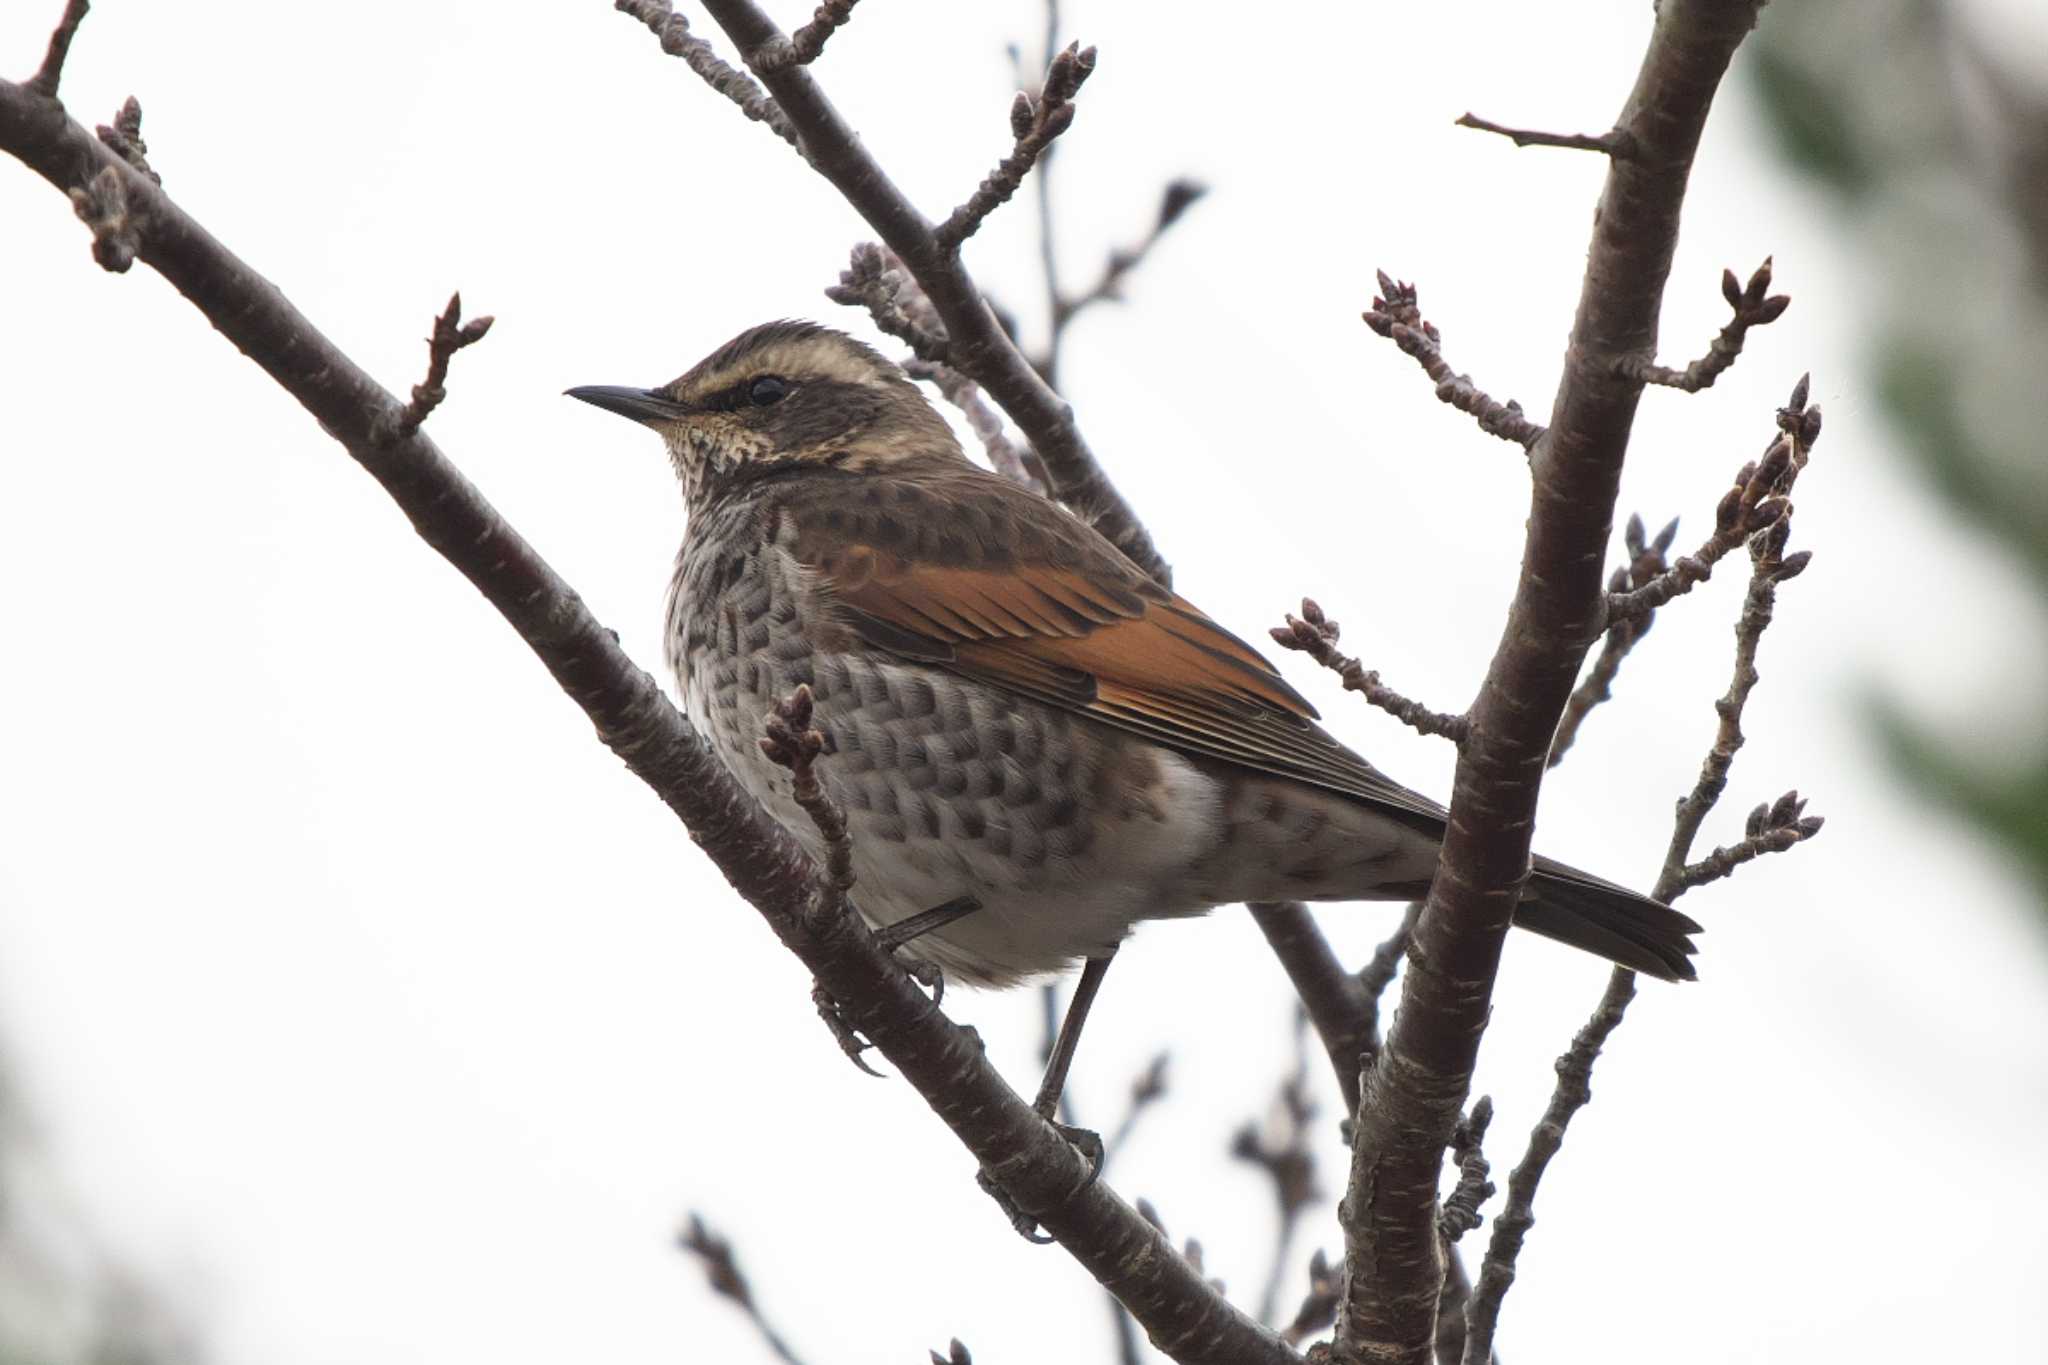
[569,320,963,505]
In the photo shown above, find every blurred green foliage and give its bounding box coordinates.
[1754,0,2048,912]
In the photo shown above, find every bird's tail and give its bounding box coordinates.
[1511,855,1701,982]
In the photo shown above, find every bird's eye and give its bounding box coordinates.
[748,375,791,406]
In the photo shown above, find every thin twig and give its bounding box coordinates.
[1039,177,1207,382]
[1606,382,1818,625]
[1281,1248,1340,1348]
[1271,598,1469,742]
[1460,966,1635,1365]
[1365,272,1547,451]
[934,42,1094,251]
[614,0,800,150]
[1455,111,1636,157]
[378,292,492,445]
[1101,1052,1170,1169]
[26,0,90,99]
[1461,375,1829,1364]
[750,0,859,72]
[1232,1010,1322,1328]
[679,1213,809,1365]
[1548,512,1678,767]
[1676,789,1824,891]
[1619,259,1791,392]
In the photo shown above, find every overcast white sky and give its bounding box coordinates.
[3,2,2046,1362]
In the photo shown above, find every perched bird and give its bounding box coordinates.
[569,321,1699,1095]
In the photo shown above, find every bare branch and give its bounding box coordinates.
[1675,789,1824,891]
[1231,1012,1322,1327]
[1271,599,1469,743]
[1461,966,1634,1365]
[1280,1248,1339,1348]
[26,0,89,100]
[1606,387,1819,625]
[377,292,492,445]
[750,0,860,72]
[1462,375,1828,1361]
[1101,1051,1170,1167]
[1365,273,1546,451]
[1548,512,1678,767]
[1337,6,1770,1360]
[1620,258,1792,391]
[0,66,1291,1365]
[1455,111,1636,158]
[94,95,156,183]
[614,0,800,151]
[679,1213,809,1365]
[935,42,1094,251]
[685,0,1172,586]
[1658,378,1823,889]
[1049,176,1208,347]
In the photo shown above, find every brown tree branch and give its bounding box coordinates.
[614,0,800,150]
[1365,273,1547,451]
[1455,111,1636,158]
[25,0,88,99]
[679,1213,810,1365]
[1605,377,1816,625]
[750,0,860,72]
[1230,1011,1323,1328]
[377,292,493,445]
[0,69,1291,1365]
[934,41,1093,251]
[1618,258,1791,391]
[1335,6,1770,1362]
[1460,377,1828,1363]
[1547,512,1677,767]
[1271,599,1470,743]
[656,0,1173,587]
[1036,176,1207,385]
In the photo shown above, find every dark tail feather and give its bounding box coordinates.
[1512,856,1702,982]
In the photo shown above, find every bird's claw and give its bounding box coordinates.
[977,1118,1104,1243]
[811,980,884,1078]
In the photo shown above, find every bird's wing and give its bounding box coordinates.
[788,471,1446,823]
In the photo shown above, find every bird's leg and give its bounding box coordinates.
[872,894,981,1006]
[1032,951,1114,1130]
[813,895,983,1073]
[872,894,981,953]
[980,949,1118,1243]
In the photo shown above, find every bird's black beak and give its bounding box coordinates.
[565,385,690,425]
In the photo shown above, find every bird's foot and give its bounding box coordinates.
[978,1114,1104,1243]
[811,980,883,1078]
[809,897,980,1074]
[899,954,947,1006]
